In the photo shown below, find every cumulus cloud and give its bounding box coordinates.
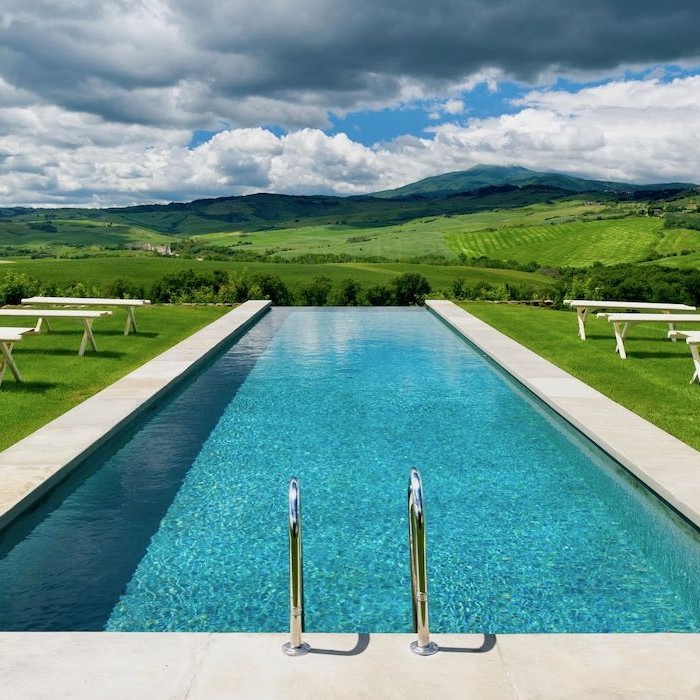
[1,2,700,205]
[2,76,699,206]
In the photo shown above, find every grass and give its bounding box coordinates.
[0,304,229,451]
[191,200,611,259]
[452,217,664,266]
[655,227,700,256]
[460,302,700,451]
[3,196,698,273]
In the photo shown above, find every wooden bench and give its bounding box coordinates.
[21,296,150,336]
[563,299,696,340]
[599,312,700,359]
[0,309,112,356]
[0,327,35,387]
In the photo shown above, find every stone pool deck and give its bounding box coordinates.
[1,300,699,698]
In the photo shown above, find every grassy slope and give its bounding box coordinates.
[0,305,228,451]
[453,217,664,266]
[655,227,700,255]
[0,219,172,248]
[4,197,698,273]
[191,200,610,259]
[461,302,700,450]
[654,251,700,269]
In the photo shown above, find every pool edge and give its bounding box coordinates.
[426,299,700,530]
[0,300,271,530]
[1,631,700,698]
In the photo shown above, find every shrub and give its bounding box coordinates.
[217,271,253,303]
[250,273,293,305]
[0,271,38,305]
[299,276,333,305]
[150,269,229,303]
[103,278,145,299]
[60,280,102,298]
[331,278,362,306]
[391,272,431,305]
[365,284,393,306]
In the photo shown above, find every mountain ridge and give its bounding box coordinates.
[1,165,696,243]
[369,164,697,199]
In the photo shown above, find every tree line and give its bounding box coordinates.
[3,263,700,308]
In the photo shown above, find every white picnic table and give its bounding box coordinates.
[599,312,700,359]
[563,299,697,340]
[0,326,35,387]
[0,309,112,356]
[668,329,700,384]
[21,296,150,336]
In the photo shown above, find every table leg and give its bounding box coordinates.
[124,307,138,335]
[576,308,588,340]
[0,340,22,386]
[613,321,628,359]
[660,311,678,342]
[688,343,700,385]
[78,319,98,356]
[34,317,52,333]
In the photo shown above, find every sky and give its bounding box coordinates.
[1,1,700,207]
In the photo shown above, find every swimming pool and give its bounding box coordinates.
[1,307,699,633]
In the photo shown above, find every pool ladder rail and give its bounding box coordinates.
[282,469,438,656]
[408,467,439,656]
[282,476,310,656]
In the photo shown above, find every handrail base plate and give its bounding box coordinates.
[410,640,439,656]
[282,641,311,657]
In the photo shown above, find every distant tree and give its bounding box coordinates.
[299,276,333,305]
[391,272,431,305]
[104,277,145,299]
[365,284,394,306]
[331,278,362,306]
[251,273,293,305]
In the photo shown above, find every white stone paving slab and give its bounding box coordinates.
[1,632,700,699]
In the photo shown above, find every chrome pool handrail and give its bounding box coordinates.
[282,477,310,656]
[408,468,438,656]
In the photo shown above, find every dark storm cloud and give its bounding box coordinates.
[0,0,699,129]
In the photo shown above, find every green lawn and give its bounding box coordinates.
[460,302,700,451]
[0,305,229,451]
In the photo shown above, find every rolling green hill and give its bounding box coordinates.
[1,166,698,303]
[452,217,664,267]
[370,164,696,199]
[8,163,688,251]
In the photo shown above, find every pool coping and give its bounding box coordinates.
[1,300,700,698]
[426,300,700,530]
[0,299,271,529]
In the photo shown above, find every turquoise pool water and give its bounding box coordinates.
[1,307,700,633]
